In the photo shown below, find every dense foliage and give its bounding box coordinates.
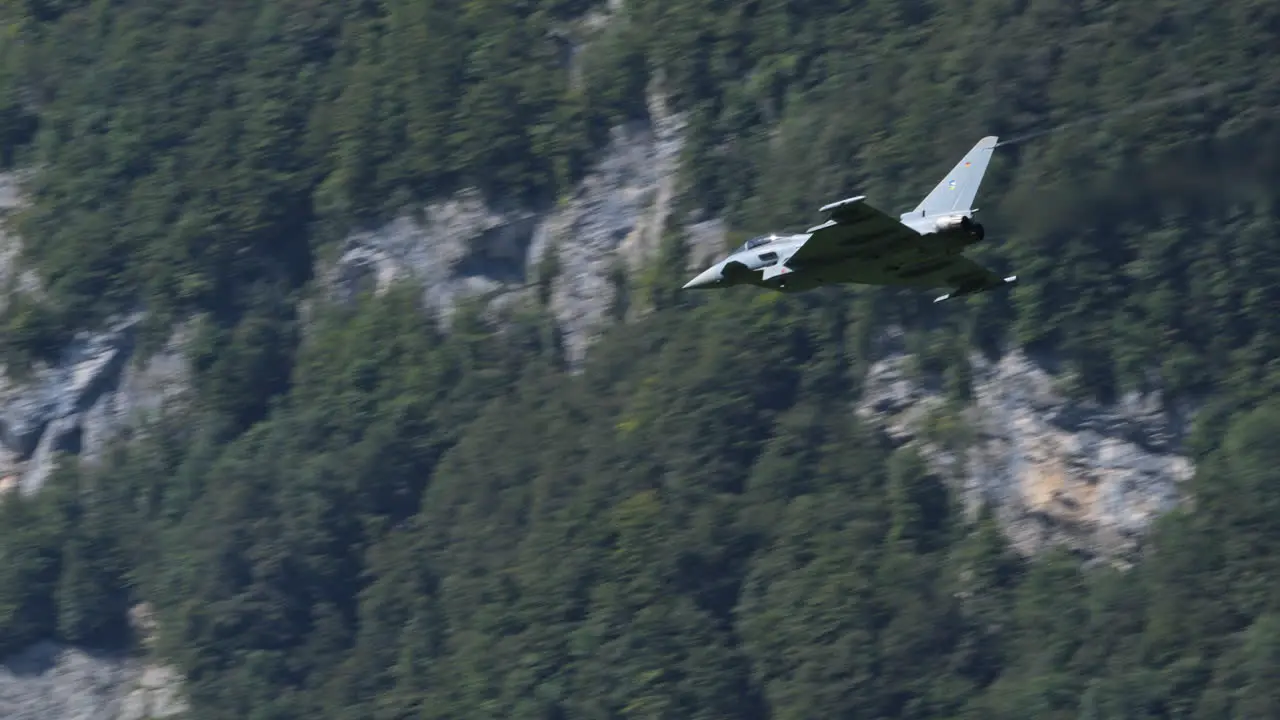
[1,0,1279,717]
[2,285,1279,719]
[1,0,1277,397]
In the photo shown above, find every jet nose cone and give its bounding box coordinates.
[682,266,722,290]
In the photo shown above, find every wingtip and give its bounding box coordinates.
[979,135,999,149]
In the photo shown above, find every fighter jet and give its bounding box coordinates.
[681,136,1017,303]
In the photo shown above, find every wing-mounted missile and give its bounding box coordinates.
[818,195,867,223]
[934,275,1017,303]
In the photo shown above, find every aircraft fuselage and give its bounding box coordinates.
[680,135,1015,302]
[684,219,985,293]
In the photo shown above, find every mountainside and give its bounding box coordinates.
[2,0,1279,718]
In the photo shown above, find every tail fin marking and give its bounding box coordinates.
[903,136,999,220]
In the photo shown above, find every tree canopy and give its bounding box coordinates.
[1,0,1279,717]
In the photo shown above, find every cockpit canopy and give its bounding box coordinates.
[729,234,777,256]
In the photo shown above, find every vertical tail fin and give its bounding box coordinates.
[903,136,999,219]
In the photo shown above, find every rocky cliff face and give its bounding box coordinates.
[321,85,726,367]
[0,642,186,720]
[858,333,1196,563]
[0,603,185,720]
[0,313,192,497]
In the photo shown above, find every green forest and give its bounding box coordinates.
[2,0,1279,717]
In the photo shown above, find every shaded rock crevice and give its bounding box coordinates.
[0,315,192,496]
[326,188,544,320]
